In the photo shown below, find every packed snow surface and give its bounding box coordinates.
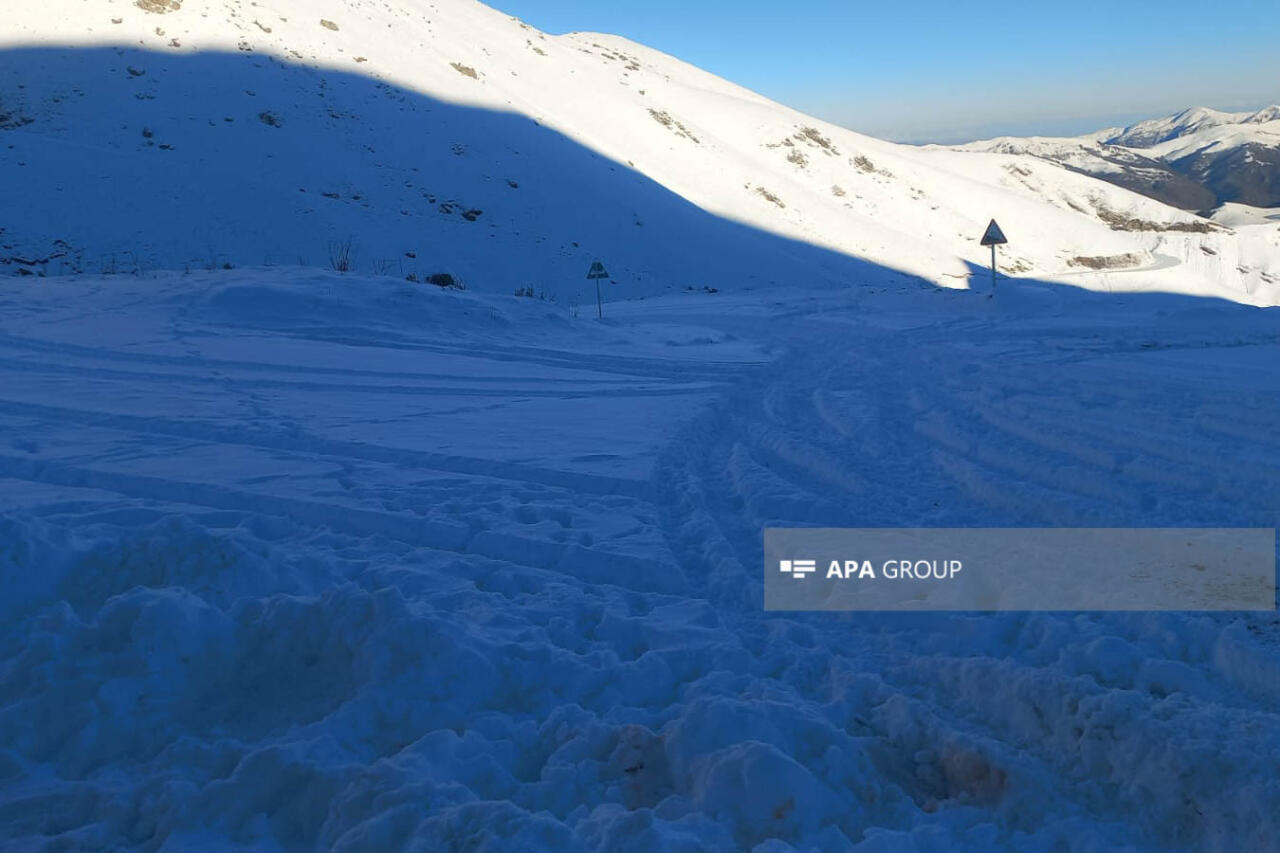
[0,269,1278,851]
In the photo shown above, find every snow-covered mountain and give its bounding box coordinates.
[959,105,1280,215]
[1,0,1277,304]
[1103,106,1250,148]
[947,135,1217,211]
[1135,116,1280,209]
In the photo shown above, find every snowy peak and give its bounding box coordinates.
[1105,106,1248,148]
[954,133,1219,211]
[1243,105,1280,125]
[958,104,1280,220]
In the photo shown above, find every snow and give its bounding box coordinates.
[1144,119,1280,162]
[0,0,1276,304]
[951,113,1280,299]
[1212,202,1280,227]
[1104,106,1255,148]
[1244,106,1280,126]
[952,135,1130,174]
[1,268,1278,851]
[1,1,1279,850]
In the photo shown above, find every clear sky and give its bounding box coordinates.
[489,0,1280,143]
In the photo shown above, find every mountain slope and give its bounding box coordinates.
[1103,106,1250,148]
[959,105,1280,216]
[0,0,1276,305]
[947,135,1217,210]
[1142,118,1280,209]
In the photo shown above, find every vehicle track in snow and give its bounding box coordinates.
[2,276,1277,851]
[652,293,1280,849]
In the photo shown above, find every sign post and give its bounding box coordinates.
[980,219,1008,295]
[586,260,610,319]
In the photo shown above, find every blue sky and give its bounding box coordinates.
[490,1,1280,143]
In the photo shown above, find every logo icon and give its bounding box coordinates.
[779,559,817,579]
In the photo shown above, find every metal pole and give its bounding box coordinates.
[596,280,603,319]
[990,244,997,293]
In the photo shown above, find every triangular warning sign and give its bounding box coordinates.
[980,219,1008,246]
[586,260,610,279]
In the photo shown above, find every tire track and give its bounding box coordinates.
[0,453,686,595]
[0,398,652,499]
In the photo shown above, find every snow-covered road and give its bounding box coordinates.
[1,270,1278,851]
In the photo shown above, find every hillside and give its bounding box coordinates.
[1139,117,1280,209]
[1104,106,1251,148]
[0,0,1276,304]
[947,135,1217,211]
[959,105,1280,217]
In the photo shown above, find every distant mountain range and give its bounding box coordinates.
[954,106,1280,212]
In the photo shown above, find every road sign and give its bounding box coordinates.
[586,260,611,318]
[980,219,1007,296]
[980,219,1007,246]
